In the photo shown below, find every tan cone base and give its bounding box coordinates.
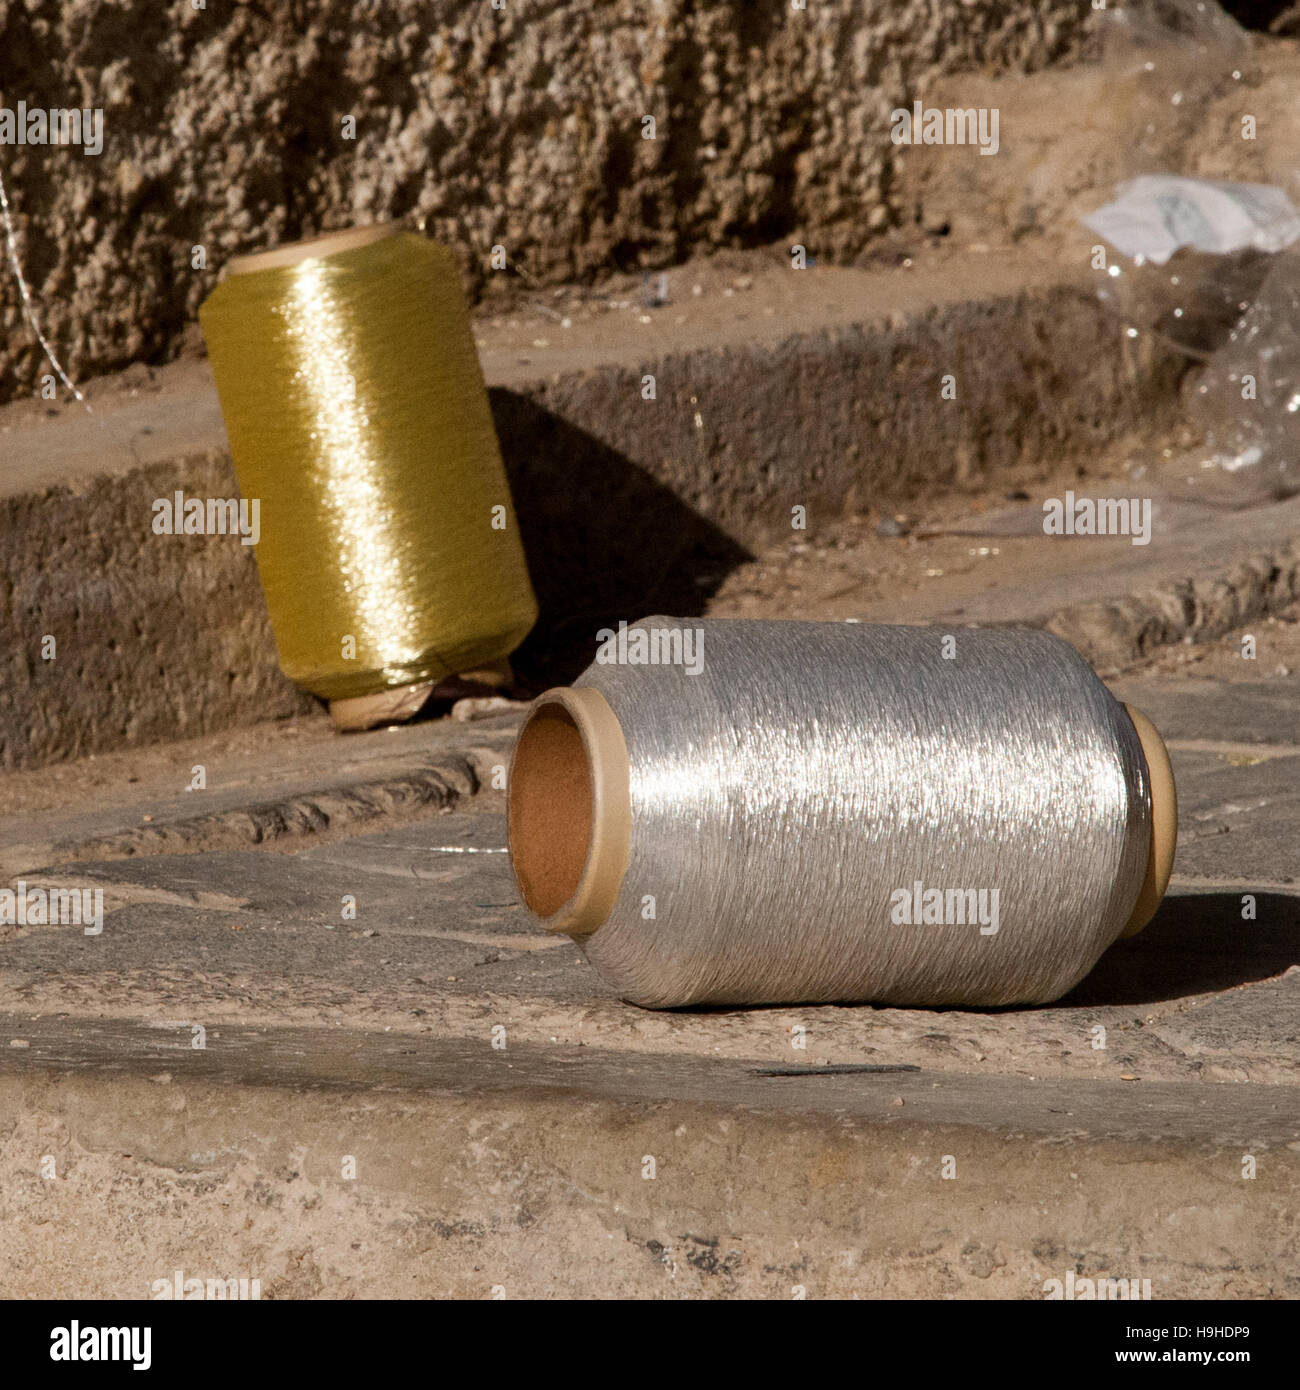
[329,660,514,732]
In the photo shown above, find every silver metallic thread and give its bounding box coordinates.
[572,619,1151,1009]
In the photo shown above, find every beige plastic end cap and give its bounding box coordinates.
[507,686,631,937]
[1120,703,1178,938]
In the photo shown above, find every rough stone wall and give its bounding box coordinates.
[0,0,1098,403]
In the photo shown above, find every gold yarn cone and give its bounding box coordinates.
[199,229,537,702]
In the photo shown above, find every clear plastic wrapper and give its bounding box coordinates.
[1137,249,1300,505]
[1079,5,1300,506]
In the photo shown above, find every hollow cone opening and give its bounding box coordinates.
[509,703,592,917]
[507,687,632,936]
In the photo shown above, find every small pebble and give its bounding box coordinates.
[451,695,529,722]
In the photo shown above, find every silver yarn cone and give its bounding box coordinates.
[573,619,1150,1009]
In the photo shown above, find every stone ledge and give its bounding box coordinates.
[0,256,1184,770]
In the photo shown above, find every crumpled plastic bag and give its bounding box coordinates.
[1082,171,1300,506]
[1082,175,1300,266]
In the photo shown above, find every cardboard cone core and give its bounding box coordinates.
[328,683,435,732]
[226,222,399,276]
[508,687,631,935]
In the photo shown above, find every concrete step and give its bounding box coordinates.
[0,248,1186,770]
[1,1018,1295,1299]
[0,648,1296,1297]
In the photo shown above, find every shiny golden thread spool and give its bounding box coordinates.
[199,224,537,729]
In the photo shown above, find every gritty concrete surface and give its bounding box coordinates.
[0,0,1101,401]
[0,1039,1295,1299]
[0,613,1295,1297]
[711,491,1300,673]
[0,247,1190,770]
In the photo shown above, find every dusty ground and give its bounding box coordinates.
[705,442,1148,623]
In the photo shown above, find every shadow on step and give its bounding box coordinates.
[1065,890,1299,1007]
[491,389,752,691]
